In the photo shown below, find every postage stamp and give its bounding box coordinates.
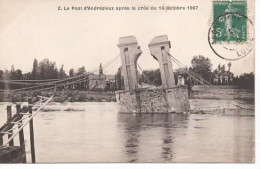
[213,1,247,43]
[208,0,254,61]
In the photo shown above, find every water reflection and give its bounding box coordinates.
[118,114,141,162]
[118,113,189,162]
[0,102,254,163]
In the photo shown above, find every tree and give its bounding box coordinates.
[233,72,254,90]
[23,72,32,80]
[58,64,67,78]
[76,66,86,75]
[0,70,3,79]
[69,69,75,77]
[221,64,225,73]
[10,69,23,89]
[99,63,103,75]
[0,70,10,89]
[3,70,10,80]
[54,67,59,79]
[32,59,38,80]
[190,55,212,81]
[0,70,3,89]
[228,62,231,72]
[0,66,23,89]
[115,67,124,90]
[75,66,87,89]
[10,69,23,80]
[141,68,162,86]
[38,58,59,79]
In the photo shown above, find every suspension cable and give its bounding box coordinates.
[103,57,121,74]
[0,54,120,92]
[167,55,210,87]
[164,51,217,87]
[165,51,212,85]
[15,77,88,94]
[0,73,89,92]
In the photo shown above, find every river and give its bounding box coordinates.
[0,102,255,163]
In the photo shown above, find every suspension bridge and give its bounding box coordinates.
[0,35,253,163]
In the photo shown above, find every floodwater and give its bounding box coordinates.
[0,102,255,163]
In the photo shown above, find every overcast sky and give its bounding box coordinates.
[0,0,255,76]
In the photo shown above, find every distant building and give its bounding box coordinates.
[88,63,116,92]
[212,62,234,85]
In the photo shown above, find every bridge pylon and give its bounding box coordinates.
[148,35,176,88]
[118,36,142,90]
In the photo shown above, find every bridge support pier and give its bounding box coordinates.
[115,35,190,113]
[149,35,190,113]
[117,36,142,113]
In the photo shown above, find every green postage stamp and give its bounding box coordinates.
[209,0,253,61]
[213,0,247,42]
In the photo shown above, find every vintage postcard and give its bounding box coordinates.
[0,0,255,164]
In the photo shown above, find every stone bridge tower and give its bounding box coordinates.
[148,35,176,88]
[115,35,190,114]
[118,36,142,90]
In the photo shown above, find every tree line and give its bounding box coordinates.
[138,55,254,90]
[0,56,255,90]
[0,58,87,90]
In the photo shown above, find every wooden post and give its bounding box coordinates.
[7,105,14,146]
[16,104,27,163]
[0,130,3,145]
[28,98,36,163]
[16,104,25,146]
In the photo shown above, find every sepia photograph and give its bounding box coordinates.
[0,0,256,165]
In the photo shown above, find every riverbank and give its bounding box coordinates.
[0,90,116,102]
[190,85,254,115]
[0,85,255,109]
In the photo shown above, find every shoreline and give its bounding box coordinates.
[0,90,116,102]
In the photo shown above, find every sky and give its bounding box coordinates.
[0,0,255,76]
